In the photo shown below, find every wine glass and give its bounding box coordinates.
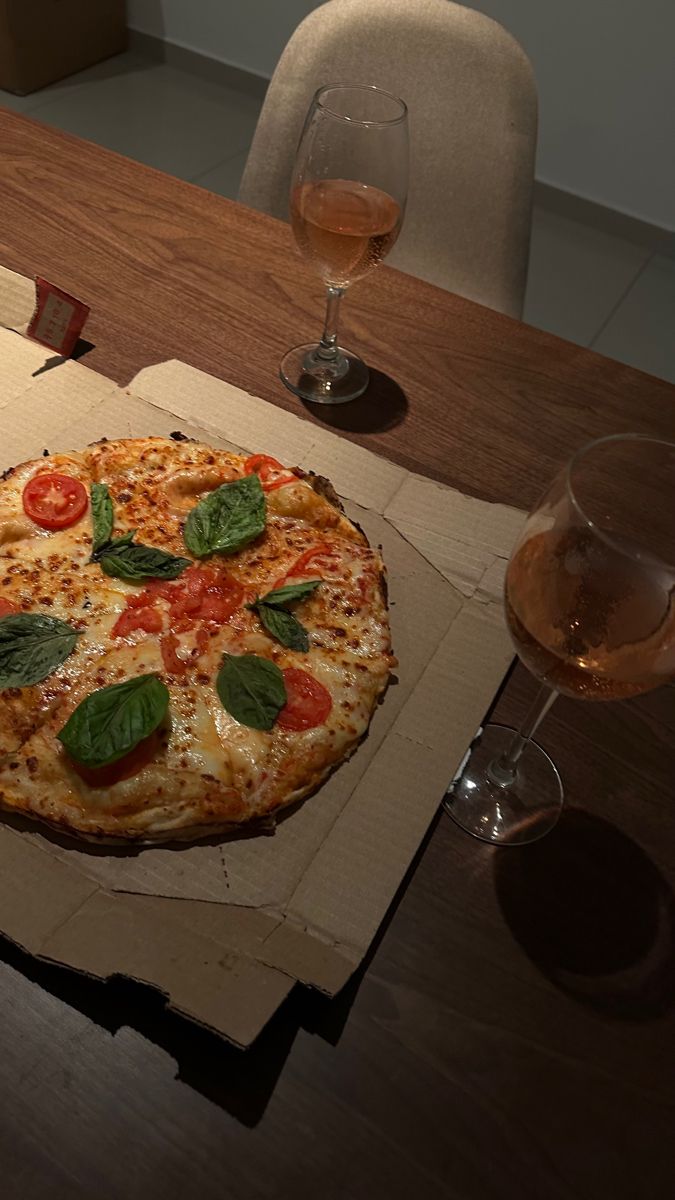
[280,83,409,405]
[444,434,675,846]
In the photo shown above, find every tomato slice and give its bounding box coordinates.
[197,591,237,623]
[244,453,296,492]
[23,473,88,530]
[199,574,244,623]
[244,453,285,474]
[70,731,160,788]
[276,668,333,731]
[167,567,244,625]
[167,586,202,621]
[195,625,210,657]
[126,580,176,608]
[286,543,339,579]
[125,566,243,626]
[264,474,298,492]
[172,616,194,634]
[0,598,19,617]
[160,624,211,675]
[112,606,164,639]
[160,631,187,675]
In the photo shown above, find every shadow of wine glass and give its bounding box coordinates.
[493,807,675,1019]
[300,367,408,434]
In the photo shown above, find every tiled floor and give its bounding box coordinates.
[2,48,673,384]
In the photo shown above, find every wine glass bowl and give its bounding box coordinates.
[445,435,675,846]
[505,435,675,701]
[280,84,409,405]
[290,178,403,290]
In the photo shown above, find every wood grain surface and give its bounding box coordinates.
[1,110,674,1200]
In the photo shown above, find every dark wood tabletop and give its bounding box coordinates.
[1,109,674,1200]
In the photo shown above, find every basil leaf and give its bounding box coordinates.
[99,542,191,581]
[91,530,136,561]
[216,653,286,731]
[245,579,319,651]
[90,483,113,555]
[0,613,80,688]
[256,604,309,652]
[90,476,190,579]
[57,673,169,768]
[184,475,266,558]
[108,530,136,547]
[257,579,321,608]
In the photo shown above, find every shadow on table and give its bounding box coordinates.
[0,930,297,1125]
[0,816,436,1127]
[29,339,95,381]
[0,933,374,1128]
[301,368,408,434]
[494,806,675,1020]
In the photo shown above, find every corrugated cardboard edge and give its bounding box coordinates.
[0,825,292,1046]
[0,266,523,1044]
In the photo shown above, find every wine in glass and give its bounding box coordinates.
[280,84,409,405]
[445,434,675,845]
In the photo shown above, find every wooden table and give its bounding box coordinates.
[1,110,674,1200]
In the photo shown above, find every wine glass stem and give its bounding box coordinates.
[488,682,559,787]
[317,286,344,361]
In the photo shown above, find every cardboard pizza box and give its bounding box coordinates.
[0,266,524,1046]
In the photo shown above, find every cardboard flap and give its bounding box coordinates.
[384,473,524,601]
[284,601,514,956]
[0,326,122,472]
[39,890,293,1048]
[0,263,35,331]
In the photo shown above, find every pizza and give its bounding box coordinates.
[0,436,393,843]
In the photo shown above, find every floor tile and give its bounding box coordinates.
[592,255,675,384]
[0,50,150,114]
[192,150,249,198]
[27,57,260,182]
[0,89,47,114]
[524,207,650,346]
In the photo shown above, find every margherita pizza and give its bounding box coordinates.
[0,436,393,842]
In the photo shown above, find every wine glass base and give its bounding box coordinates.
[280,343,369,404]
[443,724,564,846]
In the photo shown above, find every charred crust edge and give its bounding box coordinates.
[299,468,372,545]
[301,469,345,513]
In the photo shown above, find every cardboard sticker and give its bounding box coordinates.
[27,277,90,357]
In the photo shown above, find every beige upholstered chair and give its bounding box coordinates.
[239,0,537,318]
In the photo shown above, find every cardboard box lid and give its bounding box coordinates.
[0,266,523,1045]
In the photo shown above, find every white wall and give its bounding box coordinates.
[128,0,674,229]
[128,0,324,78]
[462,0,674,230]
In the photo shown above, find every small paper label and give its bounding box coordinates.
[27,278,90,357]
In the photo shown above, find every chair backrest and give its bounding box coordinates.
[239,0,537,318]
